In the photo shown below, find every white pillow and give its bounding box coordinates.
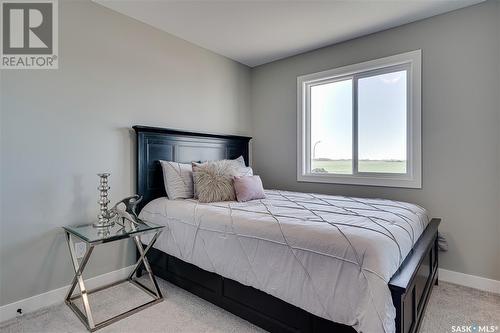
[160,161,194,199]
[234,155,246,166]
[238,166,253,176]
[234,156,254,176]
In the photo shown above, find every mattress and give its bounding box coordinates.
[139,190,429,333]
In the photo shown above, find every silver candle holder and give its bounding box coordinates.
[93,173,115,228]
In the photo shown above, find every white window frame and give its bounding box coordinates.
[297,50,422,188]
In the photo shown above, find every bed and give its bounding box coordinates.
[133,125,440,333]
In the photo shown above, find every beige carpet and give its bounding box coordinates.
[1,277,499,333]
[420,282,500,333]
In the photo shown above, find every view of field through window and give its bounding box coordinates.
[311,70,408,175]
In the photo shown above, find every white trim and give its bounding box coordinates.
[297,50,422,188]
[439,268,500,294]
[0,265,134,324]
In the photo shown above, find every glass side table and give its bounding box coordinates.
[63,221,164,332]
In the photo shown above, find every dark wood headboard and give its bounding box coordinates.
[133,125,251,211]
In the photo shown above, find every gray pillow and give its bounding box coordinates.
[192,160,248,203]
[160,161,194,199]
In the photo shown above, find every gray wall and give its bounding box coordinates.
[0,0,252,306]
[251,1,500,281]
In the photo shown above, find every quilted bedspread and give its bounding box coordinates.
[139,190,429,333]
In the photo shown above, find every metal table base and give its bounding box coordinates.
[64,230,163,332]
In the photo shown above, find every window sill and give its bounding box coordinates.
[297,173,422,189]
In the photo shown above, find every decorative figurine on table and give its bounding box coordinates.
[93,173,144,229]
[107,195,144,227]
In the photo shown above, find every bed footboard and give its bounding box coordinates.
[389,218,441,333]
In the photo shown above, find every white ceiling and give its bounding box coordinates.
[95,0,485,67]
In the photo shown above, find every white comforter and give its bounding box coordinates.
[139,190,429,333]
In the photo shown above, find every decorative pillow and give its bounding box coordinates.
[233,157,254,176]
[192,158,252,199]
[159,161,194,199]
[238,165,253,176]
[233,175,266,202]
[234,155,246,166]
[192,160,243,203]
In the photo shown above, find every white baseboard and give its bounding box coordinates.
[0,265,134,324]
[439,268,500,294]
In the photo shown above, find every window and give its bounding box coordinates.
[297,50,421,188]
